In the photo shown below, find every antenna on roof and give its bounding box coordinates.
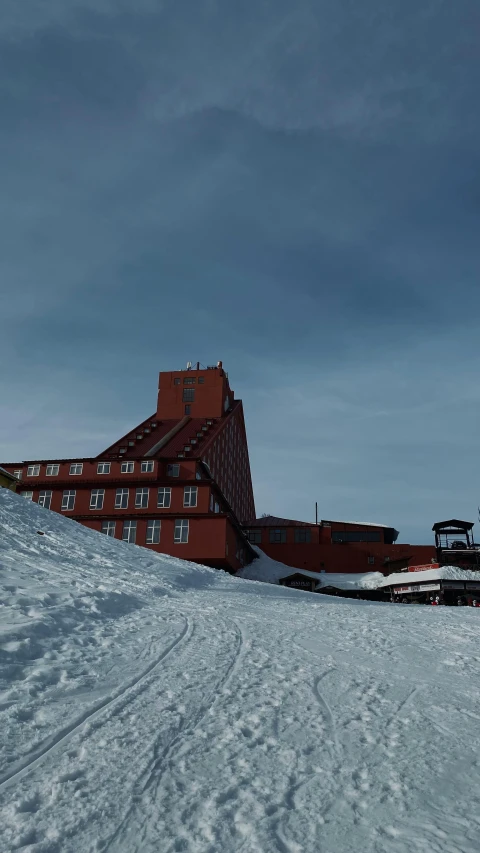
[186,361,192,370]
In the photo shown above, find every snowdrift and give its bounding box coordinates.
[1,489,480,853]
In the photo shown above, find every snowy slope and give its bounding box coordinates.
[1,491,480,853]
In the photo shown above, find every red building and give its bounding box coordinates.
[243,516,436,575]
[1,362,256,573]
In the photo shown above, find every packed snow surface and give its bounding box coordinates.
[1,491,480,853]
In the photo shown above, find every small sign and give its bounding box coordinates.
[408,563,440,572]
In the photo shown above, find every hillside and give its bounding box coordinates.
[1,489,479,853]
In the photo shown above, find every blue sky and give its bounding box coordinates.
[1,1,480,544]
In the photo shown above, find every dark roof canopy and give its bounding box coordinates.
[432,519,474,532]
[245,515,315,528]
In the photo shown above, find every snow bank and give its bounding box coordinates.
[236,546,299,583]
[2,489,480,853]
[238,549,383,590]
[316,571,384,590]
[378,565,480,587]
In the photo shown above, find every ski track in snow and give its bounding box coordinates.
[1,491,480,853]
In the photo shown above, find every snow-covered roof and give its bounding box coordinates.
[379,565,480,588]
[315,572,384,591]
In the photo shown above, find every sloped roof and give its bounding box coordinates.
[0,466,17,481]
[98,404,242,460]
[432,519,474,532]
[246,515,316,528]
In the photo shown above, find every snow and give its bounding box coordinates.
[2,490,480,853]
[379,565,480,587]
[239,550,383,590]
[316,572,384,591]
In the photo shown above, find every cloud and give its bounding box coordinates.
[1,1,479,542]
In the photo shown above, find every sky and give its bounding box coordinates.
[1,0,480,544]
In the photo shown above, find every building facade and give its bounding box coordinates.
[243,516,436,575]
[1,362,256,573]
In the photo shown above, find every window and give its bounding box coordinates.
[14,470,22,479]
[97,462,111,474]
[27,465,40,477]
[174,519,189,543]
[136,434,143,440]
[174,378,181,385]
[269,528,287,544]
[69,463,83,475]
[121,462,134,474]
[214,501,220,513]
[157,487,171,508]
[119,447,127,454]
[61,490,76,510]
[146,520,161,544]
[101,521,116,537]
[115,488,129,509]
[141,461,154,473]
[21,491,33,500]
[210,493,214,511]
[245,529,262,545]
[135,487,149,508]
[151,422,157,428]
[122,520,137,543]
[38,490,52,509]
[184,486,198,507]
[294,528,312,543]
[182,389,195,403]
[90,489,105,510]
[46,464,59,477]
[183,377,196,384]
[332,530,382,543]
[184,405,191,415]
[198,376,204,384]
[128,441,135,447]
[368,556,375,565]
[167,464,180,477]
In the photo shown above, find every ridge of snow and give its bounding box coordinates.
[379,565,480,586]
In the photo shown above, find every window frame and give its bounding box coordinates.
[61,490,76,511]
[245,529,262,545]
[157,487,172,508]
[90,488,105,510]
[115,488,129,509]
[146,519,161,544]
[182,389,195,403]
[21,491,34,500]
[27,465,40,477]
[183,485,198,507]
[38,490,52,509]
[46,464,59,477]
[141,460,154,473]
[174,519,189,544]
[269,528,287,544]
[122,520,137,543]
[167,464,180,478]
[13,470,22,479]
[97,462,111,475]
[101,520,116,537]
[135,487,149,508]
[294,528,312,544]
[121,461,135,474]
[69,463,83,476]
